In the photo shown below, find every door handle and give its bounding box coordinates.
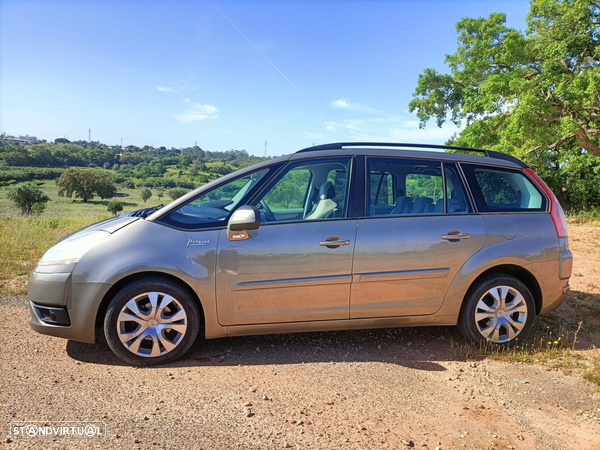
[442,231,470,241]
[320,237,350,247]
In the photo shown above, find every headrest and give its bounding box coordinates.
[319,182,335,200]
[413,196,433,213]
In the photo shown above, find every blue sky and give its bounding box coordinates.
[0,0,530,155]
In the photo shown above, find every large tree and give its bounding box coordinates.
[409,0,600,158]
[57,168,116,202]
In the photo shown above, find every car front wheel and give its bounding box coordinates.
[458,274,535,345]
[104,278,200,366]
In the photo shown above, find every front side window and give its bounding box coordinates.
[160,168,271,229]
[462,164,546,212]
[253,158,351,223]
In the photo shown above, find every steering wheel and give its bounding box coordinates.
[258,200,277,222]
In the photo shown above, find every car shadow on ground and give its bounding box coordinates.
[66,326,468,371]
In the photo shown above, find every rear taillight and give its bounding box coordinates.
[524,168,568,238]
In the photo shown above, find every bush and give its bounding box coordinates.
[7,183,51,214]
[107,200,123,215]
[30,202,47,215]
[140,188,152,203]
[168,188,188,200]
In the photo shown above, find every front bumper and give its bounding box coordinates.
[28,270,111,344]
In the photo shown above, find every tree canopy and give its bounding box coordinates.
[57,168,116,202]
[409,0,600,210]
[410,0,600,157]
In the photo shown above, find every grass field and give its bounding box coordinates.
[0,180,166,293]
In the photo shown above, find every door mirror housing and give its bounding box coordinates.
[228,205,261,241]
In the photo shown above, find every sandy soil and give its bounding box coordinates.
[1,225,599,450]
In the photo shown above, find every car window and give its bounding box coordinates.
[370,171,395,207]
[461,164,546,212]
[253,158,351,223]
[367,158,472,216]
[160,168,271,229]
[444,162,472,214]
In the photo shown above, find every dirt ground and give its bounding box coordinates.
[1,225,599,450]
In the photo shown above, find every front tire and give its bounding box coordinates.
[458,274,535,346]
[104,278,200,366]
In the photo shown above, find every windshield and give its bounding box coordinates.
[159,168,270,229]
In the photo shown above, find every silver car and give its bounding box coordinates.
[28,142,573,365]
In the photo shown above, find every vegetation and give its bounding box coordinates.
[107,199,124,215]
[168,188,189,201]
[410,0,600,212]
[6,183,50,214]
[140,188,152,203]
[57,168,116,202]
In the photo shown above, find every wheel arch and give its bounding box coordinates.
[464,264,543,315]
[95,271,206,332]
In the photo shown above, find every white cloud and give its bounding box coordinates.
[184,98,190,103]
[173,103,219,123]
[330,98,382,113]
[156,86,177,93]
[323,115,460,145]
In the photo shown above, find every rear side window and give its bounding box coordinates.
[366,158,471,216]
[462,164,547,212]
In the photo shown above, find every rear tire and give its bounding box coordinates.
[104,277,200,366]
[458,274,535,346]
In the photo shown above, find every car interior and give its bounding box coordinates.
[368,158,471,216]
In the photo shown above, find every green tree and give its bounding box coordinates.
[57,168,116,203]
[409,0,600,211]
[168,188,188,200]
[410,0,600,158]
[157,187,165,200]
[140,188,152,203]
[7,183,50,214]
[107,199,123,215]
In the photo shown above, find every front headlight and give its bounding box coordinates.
[38,231,109,266]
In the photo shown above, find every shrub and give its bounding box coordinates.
[30,202,47,215]
[140,188,152,203]
[7,183,51,214]
[168,188,188,200]
[107,200,123,215]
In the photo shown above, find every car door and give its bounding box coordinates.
[216,157,357,326]
[351,157,485,318]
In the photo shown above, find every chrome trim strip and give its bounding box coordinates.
[232,274,352,291]
[358,268,449,283]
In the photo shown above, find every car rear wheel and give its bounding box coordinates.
[104,278,200,366]
[458,274,535,346]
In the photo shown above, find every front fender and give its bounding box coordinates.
[72,219,227,339]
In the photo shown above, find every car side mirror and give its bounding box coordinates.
[228,205,261,241]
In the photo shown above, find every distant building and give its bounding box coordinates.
[54,138,70,144]
[1,137,32,145]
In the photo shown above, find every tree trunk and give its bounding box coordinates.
[575,129,600,157]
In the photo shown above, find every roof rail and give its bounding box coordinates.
[296,142,527,168]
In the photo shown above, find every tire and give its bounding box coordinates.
[104,277,201,366]
[457,274,535,346]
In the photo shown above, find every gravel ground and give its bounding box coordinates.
[1,294,599,450]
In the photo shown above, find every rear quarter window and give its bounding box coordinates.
[461,164,547,212]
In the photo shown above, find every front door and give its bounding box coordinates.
[351,157,484,318]
[216,157,357,326]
